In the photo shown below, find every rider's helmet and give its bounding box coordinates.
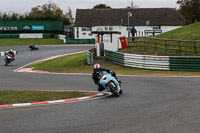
[94,63,101,72]
[10,49,13,53]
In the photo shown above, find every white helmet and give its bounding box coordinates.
[10,49,13,52]
[94,64,101,72]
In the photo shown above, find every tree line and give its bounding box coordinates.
[0,2,73,25]
[177,0,200,24]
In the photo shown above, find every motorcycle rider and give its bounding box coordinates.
[6,49,15,61]
[92,63,122,92]
[29,44,37,49]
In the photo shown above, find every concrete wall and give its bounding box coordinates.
[95,34,122,56]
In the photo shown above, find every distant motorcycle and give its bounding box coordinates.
[29,45,39,50]
[98,71,122,97]
[5,54,14,66]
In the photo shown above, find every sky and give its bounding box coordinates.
[0,0,179,18]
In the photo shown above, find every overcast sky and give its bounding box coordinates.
[0,0,179,17]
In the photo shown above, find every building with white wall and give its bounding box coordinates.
[74,8,185,39]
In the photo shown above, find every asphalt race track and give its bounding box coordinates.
[0,45,200,133]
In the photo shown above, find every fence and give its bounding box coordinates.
[129,37,200,55]
[105,50,200,71]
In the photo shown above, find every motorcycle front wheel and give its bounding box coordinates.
[108,83,120,97]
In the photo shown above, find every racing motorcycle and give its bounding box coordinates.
[29,45,39,50]
[5,54,14,66]
[98,71,122,97]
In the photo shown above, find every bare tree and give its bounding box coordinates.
[66,7,74,23]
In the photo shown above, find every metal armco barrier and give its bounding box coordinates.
[170,56,200,71]
[87,48,96,65]
[87,50,92,65]
[105,50,124,66]
[105,50,200,71]
[124,53,169,70]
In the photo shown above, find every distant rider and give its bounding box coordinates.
[92,63,122,92]
[6,49,15,61]
[29,44,36,49]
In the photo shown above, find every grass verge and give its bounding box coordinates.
[156,22,200,41]
[27,52,93,73]
[0,38,63,46]
[26,52,200,76]
[0,90,96,105]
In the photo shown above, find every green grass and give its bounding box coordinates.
[0,90,95,105]
[26,52,200,76]
[156,22,200,41]
[0,38,63,46]
[27,52,93,73]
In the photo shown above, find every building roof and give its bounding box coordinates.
[75,8,185,27]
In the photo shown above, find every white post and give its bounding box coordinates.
[128,12,132,42]
[128,12,130,42]
[128,12,129,30]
